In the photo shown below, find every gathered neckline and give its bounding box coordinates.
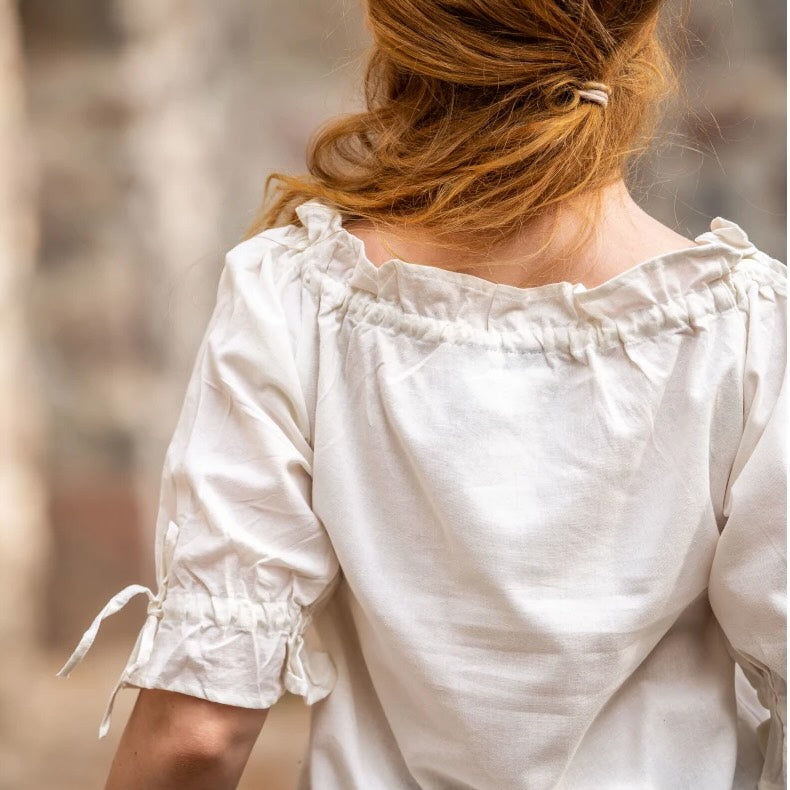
[279,199,783,355]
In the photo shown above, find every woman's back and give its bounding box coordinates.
[294,201,786,788]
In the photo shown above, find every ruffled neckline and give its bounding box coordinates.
[284,200,780,351]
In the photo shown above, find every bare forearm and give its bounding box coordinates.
[104,688,268,790]
[105,747,249,790]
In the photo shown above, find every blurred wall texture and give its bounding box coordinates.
[1,0,785,788]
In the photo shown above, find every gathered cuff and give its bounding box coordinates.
[55,523,337,738]
[123,592,337,707]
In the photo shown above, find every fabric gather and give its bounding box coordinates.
[55,518,337,738]
[285,199,785,361]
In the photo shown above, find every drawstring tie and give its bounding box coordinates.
[55,520,179,738]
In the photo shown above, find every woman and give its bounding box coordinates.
[58,1,787,788]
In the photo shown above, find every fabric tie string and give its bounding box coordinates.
[55,584,159,680]
[55,519,179,738]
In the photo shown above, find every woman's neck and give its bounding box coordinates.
[344,180,699,290]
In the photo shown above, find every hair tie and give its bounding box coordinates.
[577,81,610,108]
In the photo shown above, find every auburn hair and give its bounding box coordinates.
[243,1,678,263]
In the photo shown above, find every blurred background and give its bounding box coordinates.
[0,0,785,787]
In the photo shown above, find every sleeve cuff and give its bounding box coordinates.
[125,592,337,710]
[56,586,337,739]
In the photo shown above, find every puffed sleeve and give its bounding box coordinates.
[55,231,340,738]
[708,268,787,789]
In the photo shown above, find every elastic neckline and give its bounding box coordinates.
[291,200,761,331]
[281,200,788,356]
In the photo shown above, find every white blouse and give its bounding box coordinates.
[57,199,787,789]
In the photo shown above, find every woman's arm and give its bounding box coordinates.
[104,688,268,790]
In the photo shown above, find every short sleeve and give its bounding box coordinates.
[708,267,787,789]
[56,231,341,738]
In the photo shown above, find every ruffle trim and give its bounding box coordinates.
[55,520,337,738]
[273,200,787,357]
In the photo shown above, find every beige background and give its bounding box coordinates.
[1,1,785,788]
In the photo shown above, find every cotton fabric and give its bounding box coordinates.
[58,199,787,789]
